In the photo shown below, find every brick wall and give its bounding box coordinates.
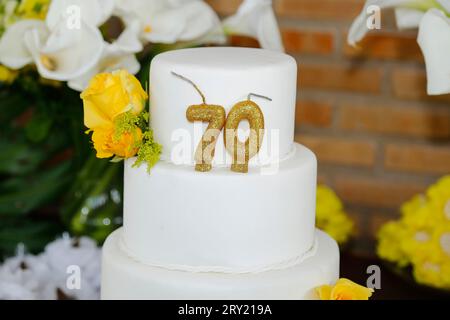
[207,0,450,256]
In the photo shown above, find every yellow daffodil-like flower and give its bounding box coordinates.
[377,221,410,267]
[81,69,148,159]
[427,175,450,222]
[316,185,354,245]
[16,0,50,20]
[316,278,374,300]
[0,64,18,83]
[412,246,450,290]
[377,175,450,289]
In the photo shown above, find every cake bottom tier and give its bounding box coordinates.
[101,228,339,300]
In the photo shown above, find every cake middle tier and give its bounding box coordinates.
[123,143,317,271]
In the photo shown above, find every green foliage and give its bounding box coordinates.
[0,71,92,258]
[0,50,160,258]
[133,130,162,172]
[0,218,62,258]
[60,154,123,244]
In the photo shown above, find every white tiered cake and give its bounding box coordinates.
[101,47,339,300]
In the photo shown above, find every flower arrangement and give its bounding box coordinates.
[348,0,450,95]
[316,278,374,300]
[316,185,354,245]
[0,0,284,258]
[80,69,161,169]
[0,0,283,90]
[377,175,450,290]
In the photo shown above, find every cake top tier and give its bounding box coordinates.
[155,47,295,71]
[149,47,298,167]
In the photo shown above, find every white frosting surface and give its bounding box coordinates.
[149,47,297,166]
[123,143,317,271]
[101,228,339,300]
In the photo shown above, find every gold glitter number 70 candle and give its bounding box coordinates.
[224,94,268,173]
[172,72,269,173]
[172,72,226,172]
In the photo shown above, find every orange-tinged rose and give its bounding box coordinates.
[316,278,374,300]
[92,126,143,159]
[81,69,148,130]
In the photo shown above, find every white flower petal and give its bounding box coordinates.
[417,8,450,95]
[46,0,115,30]
[115,0,223,44]
[348,0,418,46]
[395,7,424,29]
[223,0,283,51]
[25,19,104,81]
[0,20,47,69]
[176,1,224,42]
[113,19,143,53]
[436,0,450,12]
[68,44,140,91]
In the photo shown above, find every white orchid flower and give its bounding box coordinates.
[222,0,284,51]
[0,19,47,69]
[114,0,225,44]
[23,18,104,81]
[417,8,450,94]
[348,0,450,46]
[68,17,143,91]
[46,0,115,29]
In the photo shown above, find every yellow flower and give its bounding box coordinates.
[427,175,450,223]
[92,125,143,159]
[316,185,354,244]
[81,70,148,159]
[81,69,148,130]
[412,250,450,289]
[376,175,450,289]
[316,278,374,300]
[0,64,18,84]
[16,0,50,20]
[377,221,410,267]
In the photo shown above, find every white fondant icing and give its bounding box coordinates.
[149,47,297,166]
[101,228,339,300]
[118,234,318,274]
[122,143,317,271]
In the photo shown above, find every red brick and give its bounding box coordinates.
[295,134,377,167]
[300,63,383,93]
[206,0,241,15]
[344,30,424,61]
[275,0,364,21]
[228,35,260,48]
[338,103,450,139]
[334,175,425,208]
[385,143,450,174]
[391,68,450,102]
[296,99,333,128]
[282,28,334,55]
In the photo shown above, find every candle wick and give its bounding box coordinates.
[248,93,272,102]
[171,71,206,104]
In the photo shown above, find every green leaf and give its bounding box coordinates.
[0,140,46,175]
[25,112,53,142]
[0,162,71,216]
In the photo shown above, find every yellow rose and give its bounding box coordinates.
[92,126,143,159]
[81,69,148,130]
[0,65,18,84]
[316,278,374,300]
